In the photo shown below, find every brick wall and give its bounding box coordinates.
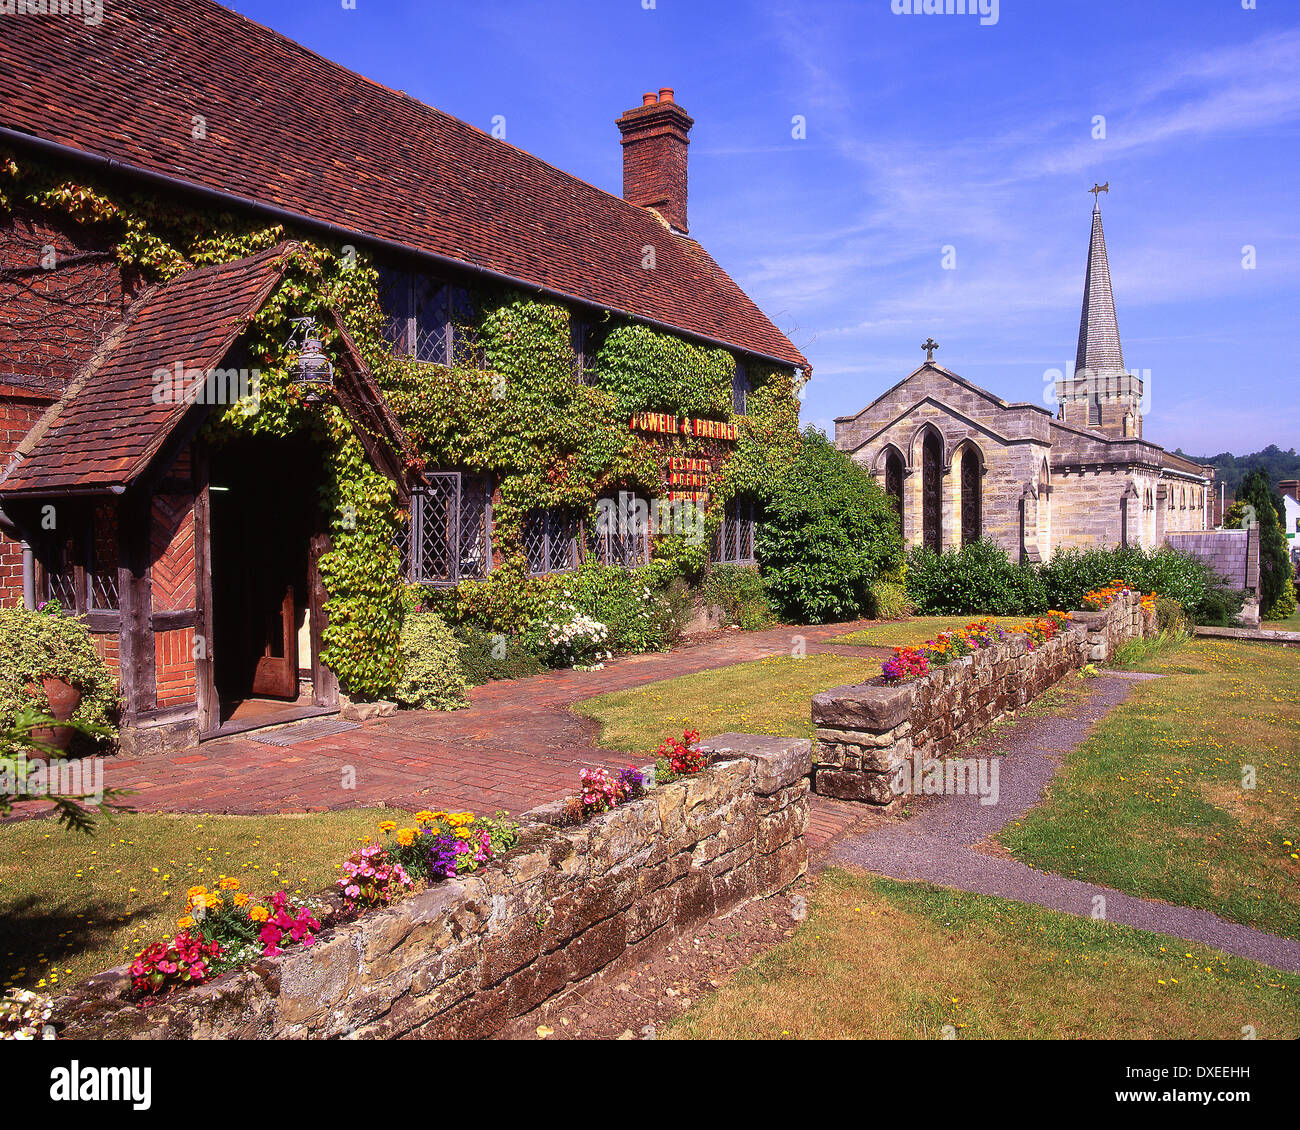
[810,592,1156,806]
[0,390,51,606]
[89,629,120,676]
[0,209,136,392]
[153,628,196,707]
[54,739,812,1039]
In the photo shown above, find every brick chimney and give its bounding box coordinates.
[616,88,694,233]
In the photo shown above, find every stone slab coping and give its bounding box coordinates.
[697,733,812,795]
[1195,626,1300,645]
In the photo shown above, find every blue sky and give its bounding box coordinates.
[229,0,1298,456]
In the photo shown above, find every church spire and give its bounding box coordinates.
[1057,184,1142,439]
[1074,185,1124,377]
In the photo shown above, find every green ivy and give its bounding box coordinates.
[2,152,802,689]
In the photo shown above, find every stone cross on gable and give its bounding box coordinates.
[922,337,939,362]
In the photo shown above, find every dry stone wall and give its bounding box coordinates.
[811,592,1155,806]
[53,736,811,1040]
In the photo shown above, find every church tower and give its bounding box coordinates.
[1057,186,1143,438]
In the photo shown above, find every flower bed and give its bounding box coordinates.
[1082,580,1156,616]
[51,735,814,1040]
[881,612,1071,683]
[814,591,1156,805]
[111,810,521,1009]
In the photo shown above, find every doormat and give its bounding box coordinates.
[248,718,361,746]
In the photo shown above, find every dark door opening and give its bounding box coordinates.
[207,435,323,727]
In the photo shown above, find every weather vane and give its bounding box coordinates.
[1090,181,1109,198]
[922,337,939,362]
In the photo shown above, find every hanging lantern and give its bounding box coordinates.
[290,316,334,403]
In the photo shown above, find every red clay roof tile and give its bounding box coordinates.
[0,0,807,370]
[0,243,292,494]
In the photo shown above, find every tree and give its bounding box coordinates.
[1237,469,1291,617]
[756,428,904,623]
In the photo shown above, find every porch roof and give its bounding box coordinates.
[0,243,414,497]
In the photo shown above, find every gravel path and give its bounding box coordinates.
[831,673,1300,973]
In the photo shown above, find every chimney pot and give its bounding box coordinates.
[616,89,694,233]
[642,91,658,105]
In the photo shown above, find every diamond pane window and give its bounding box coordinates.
[593,493,650,568]
[44,535,79,609]
[376,265,479,369]
[732,362,750,415]
[88,500,119,611]
[523,508,579,576]
[398,472,493,585]
[412,273,450,364]
[377,263,412,355]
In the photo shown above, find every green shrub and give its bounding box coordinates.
[1039,545,1222,622]
[1195,586,1247,628]
[756,428,904,624]
[0,603,119,753]
[393,612,469,710]
[700,565,778,631]
[454,626,547,685]
[867,580,913,620]
[1154,597,1190,635]
[1237,469,1292,617]
[534,562,682,655]
[1264,575,1297,621]
[906,540,1048,616]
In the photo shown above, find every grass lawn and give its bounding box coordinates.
[576,654,885,754]
[833,615,1023,648]
[1001,637,1300,939]
[668,870,1300,1039]
[0,807,399,994]
[1264,607,1300,633]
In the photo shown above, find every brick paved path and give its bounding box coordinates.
[105,621,883,818]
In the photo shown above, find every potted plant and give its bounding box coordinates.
[0,601,119,757]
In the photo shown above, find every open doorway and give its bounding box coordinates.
[204,434,335,734]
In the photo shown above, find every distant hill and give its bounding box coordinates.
[1173,444,1300,498]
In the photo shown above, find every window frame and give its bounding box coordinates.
[397,471,494,586]
[377,264,477,368]
[523,507,580,577]
[732,361,750,416]
[592,492,652,568]
[712,497,757,566]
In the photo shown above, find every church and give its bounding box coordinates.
[834,191,1213,562]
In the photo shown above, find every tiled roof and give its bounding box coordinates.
[0,244,292,494]
[0,0,807,371]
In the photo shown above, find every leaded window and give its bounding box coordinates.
[570,318,593,385]
[377,264,477,368]
[593,492,651,568]
[713,498,757,565]
[37,501,118,612]
[523,508,579,576]
[732,362,750,415]
[396,472,493,585]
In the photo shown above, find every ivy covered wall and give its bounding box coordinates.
[0,154,802,695]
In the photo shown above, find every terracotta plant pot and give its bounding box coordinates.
[31,676,82,753]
